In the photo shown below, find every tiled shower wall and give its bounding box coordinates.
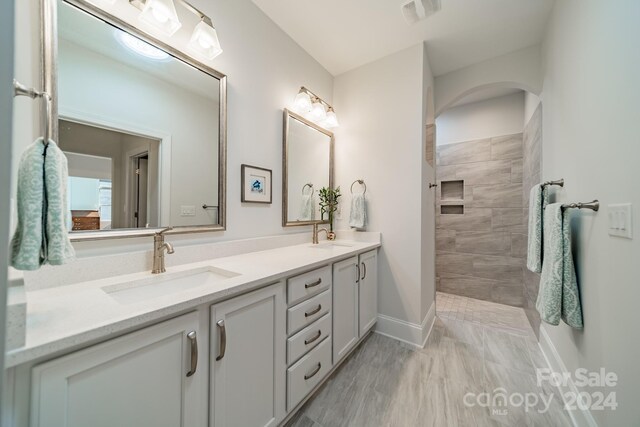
[522,104,543,335]
[435,133,526,307]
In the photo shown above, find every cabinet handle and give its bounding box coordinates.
[304,363,322,380]
[305,304,322,317]
[362,262,367,280]
[216,320,226,361]
[355,264,360,283]
[305,278,322,289]
[304,330,322,345]
[186,331,198,377]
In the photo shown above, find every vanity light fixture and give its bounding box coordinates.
[129,0,223,60]
[132,0,182,36]
[293,87,338,129]
[116,30,170,60]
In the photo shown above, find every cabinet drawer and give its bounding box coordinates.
[286,337,332,411]
[287,313,332,365]
[287,289,331,335]
[287,265,331,306]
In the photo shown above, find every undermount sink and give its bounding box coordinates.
[102,266,240,305]
[309,242,355,249]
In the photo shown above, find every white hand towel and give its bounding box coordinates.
[349,193,367,230]
[299,194,315,221]
[10,139,75,270]
[526,184,548,273]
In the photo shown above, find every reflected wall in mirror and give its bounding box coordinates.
[283,109,334,227]
[51,0,227,238]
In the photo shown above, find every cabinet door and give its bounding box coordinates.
[211,283,285,427]
[359,249,378,336]
[30,312,203,427]
[332,256,359,363]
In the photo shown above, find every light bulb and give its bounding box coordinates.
[309,100,326,122]
[151,5,170,23]
[323,109,339,128]
[294,91,312,113]
[189,20,223,60]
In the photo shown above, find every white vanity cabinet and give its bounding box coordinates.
[210,282,286,427]
[29,312,204,427]
[332,250,378,363]
[332,256,360,362]
[358,249,378,336]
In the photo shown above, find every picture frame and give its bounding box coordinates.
[241,164,272,204]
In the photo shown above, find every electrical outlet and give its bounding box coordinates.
[608,203,632,239]
[180,205,196,217]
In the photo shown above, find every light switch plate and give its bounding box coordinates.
[180,205,196,217]
[608,203,632,239]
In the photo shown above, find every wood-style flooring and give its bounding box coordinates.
[286,292,573,427]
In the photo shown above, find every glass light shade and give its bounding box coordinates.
[139,0,182,36]
[323,110,339,128]
[189,21,223,60]
[309,101,327,122]
[117,30,170,60]
[293,91,312,113]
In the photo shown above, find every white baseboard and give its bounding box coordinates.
[374,302,435,349]
[538,327,598,427]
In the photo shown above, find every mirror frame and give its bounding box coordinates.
[282,109,334,227]
[42,0,227,241]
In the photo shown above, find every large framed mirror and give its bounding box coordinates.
[282,109,334,227]
[43,0,227,240]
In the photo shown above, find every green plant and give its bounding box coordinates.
[318,186,341,231]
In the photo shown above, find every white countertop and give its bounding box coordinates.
[6,238,380,368]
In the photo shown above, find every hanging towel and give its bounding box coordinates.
[299,193,315,221]
[526,184,549,273]
[536,203,583,328]
[349,193,367,230]
[10,139,75,270]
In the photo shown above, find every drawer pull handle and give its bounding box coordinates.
[305,304,322,318]
[362,262,367,280]
[186,331,198,377]
[305,278,322,289]
[216,320,226,361]
[355,264,360,283]
[304,363,322,380]
[305,330,322,345]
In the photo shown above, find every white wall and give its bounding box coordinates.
[333,44,435,342]
[434,45,541,115]
[540,1,640,425]
[436,92,525,145]
[523,91,541,127]
[13,0,333,256]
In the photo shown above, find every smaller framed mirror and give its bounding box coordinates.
[282,109,334,227]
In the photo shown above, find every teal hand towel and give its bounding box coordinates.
[349,193,367,230]
[526,184,548,273]
[10,139,75,270]
[536,203,583,328]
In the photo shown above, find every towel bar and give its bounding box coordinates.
[562,200,599,212]
[350,179,366,195]
[13,79,52,143]
[542,179,564,188]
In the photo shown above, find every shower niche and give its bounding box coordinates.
[440,179,464,214]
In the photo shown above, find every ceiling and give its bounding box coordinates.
[449,87,522,108]
[253,0,555,76]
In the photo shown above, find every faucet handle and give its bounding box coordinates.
[155,226,173,236]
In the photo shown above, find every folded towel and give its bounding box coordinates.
[349,193,367,230]
[536,203,583,328]
[527,184,549,273]
[10,139,75,270]
[299,193,315,221]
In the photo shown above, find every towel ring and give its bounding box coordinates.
[302,183,314,196]
[350,179,366,195]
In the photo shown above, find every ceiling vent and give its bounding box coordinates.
[401,0,441,25]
